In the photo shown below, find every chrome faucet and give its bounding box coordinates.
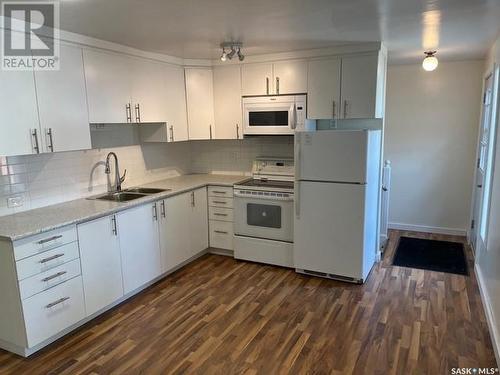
[105,152,127,192]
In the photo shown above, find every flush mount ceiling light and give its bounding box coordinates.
[422,51,438,71]
[220,42,244,62]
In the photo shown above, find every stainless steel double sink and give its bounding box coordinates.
[89,187,171,202]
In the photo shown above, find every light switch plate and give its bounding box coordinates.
[7,195,24,208]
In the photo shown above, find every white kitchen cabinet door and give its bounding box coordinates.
[34,44,91,153]
[213,65,243,139]
[241,63,273,96]
[159,193,191,272]
[77,215,123,316]
[0,65,40,157]
[340,54,378,119]
[164,64,189,142]
[83,49,132,124]
[189,188,209,256]
[130,58,169,123]
[307,58,341,119]
[272,60,308,95]
[117,203,162,294]
[185,68,215,140]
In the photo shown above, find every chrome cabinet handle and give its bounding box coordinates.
[276,77,280,95]
[212,191,227,194]
[37,235,63,245]
[266,77,270,95]
[42,271,67,282]
[39,253,64,264]
[45,296,70,309]
[332,100,336,119]
[191,191,195,207]
[135,104,141,123]
[343,100,348,118]
[31,128,40,154]
[169,125,174,142]
[153,203,158,221]
[212,200,227,204]
[214,230,228,234]
[46,128,54,152]
[126,103,132,123]
[160,200,166,218]
[213,213,228,217]
[209,125,213,139]
[111,216,117,236]
[236,124,240,139]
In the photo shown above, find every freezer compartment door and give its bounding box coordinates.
[295,130,372,183]
[294,181,369,279]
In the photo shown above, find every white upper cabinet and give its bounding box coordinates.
[189,188,209,255]
[83,49,132,124]
[163,64,189,142]
[185,67,215,140]
[213,65,243,139]
[307,58,342,119]
[0,66,40,157]
[241,63,273,96]
[272,60,308,95]
[34,44,91,153]
[340,54,379,119]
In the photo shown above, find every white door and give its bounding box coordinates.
[241,63,273,96]
[130,58,168,123]
[341,54,378,119]
[189,188,209,255]
[34,44,91,153]
[307,58,341,119]
[213,65,243,139]
[159,193,191,272]
[294,181,366,279]
[0,64,40,157]
[273,60,308,95]
[185,67,215,140]
[83,49,132,124]
[77,215,124,316]
[117,203,162,293]
[164,64,189,142]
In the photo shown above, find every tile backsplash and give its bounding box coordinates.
[0,137,294,217]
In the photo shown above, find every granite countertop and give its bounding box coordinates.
[0,174,249,242]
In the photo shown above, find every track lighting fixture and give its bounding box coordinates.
[220,42,244,62]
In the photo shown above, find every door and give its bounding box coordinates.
[83,49,132,124]
[77,215,124,316]
[307,58,341,119]
[185,67,215,140]
[0,62,40,157]
[164,64,189,142]
[273,60,308,95]
[34,44,91,153]
[213,65,243,139]
[472,72,498,254]
[241,63,273,96]
[159,193,191,272]
[341,54,378,119]
[117,203,162,293]
[294,181,366,279]
[189,188,209,255]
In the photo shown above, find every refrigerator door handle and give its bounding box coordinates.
[295,182,300,218]
[295,135,301,217]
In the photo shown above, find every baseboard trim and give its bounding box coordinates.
[388,222,467,236]
[475,263,500,367]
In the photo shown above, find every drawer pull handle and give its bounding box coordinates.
[37,235,63,245]
[45,296,70,309]
[214,230,229,234]
[212,191,227,194]
[212,201,227,204]
[213,213,228,217]
[39,253,65,264]
[42,271,67,282]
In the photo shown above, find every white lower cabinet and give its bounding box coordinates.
[77,215,124,316]
[116,203,162,294]
[189,188,209,255]
[208,186,234,251]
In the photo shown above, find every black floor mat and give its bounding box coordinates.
[393,236,468,275]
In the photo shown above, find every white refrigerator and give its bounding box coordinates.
[294,129,382,283]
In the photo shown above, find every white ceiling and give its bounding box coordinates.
[58,0,500,63]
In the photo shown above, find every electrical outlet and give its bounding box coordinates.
[7,195,24,208]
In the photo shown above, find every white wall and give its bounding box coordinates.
[385,60,484,234]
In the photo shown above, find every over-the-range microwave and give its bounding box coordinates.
[242,94,306,136]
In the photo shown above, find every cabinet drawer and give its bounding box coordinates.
[209,221,234,250]
[208,186,234,198]
[16,241,80,280]
[13,225,78,261]
[208,196,233,208]
[19,259,82,300]
[23,276,85,347]
[209,207,234,222]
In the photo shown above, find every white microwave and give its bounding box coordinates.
[242,95,306,136]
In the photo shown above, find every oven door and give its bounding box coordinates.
[234,192,294,242]
[243,99,296,135]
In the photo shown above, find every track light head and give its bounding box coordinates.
[220,48,227,62]
[227,47,236,60]
[237,48,245,61]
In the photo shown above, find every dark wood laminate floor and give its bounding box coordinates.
[0,230,496,374]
